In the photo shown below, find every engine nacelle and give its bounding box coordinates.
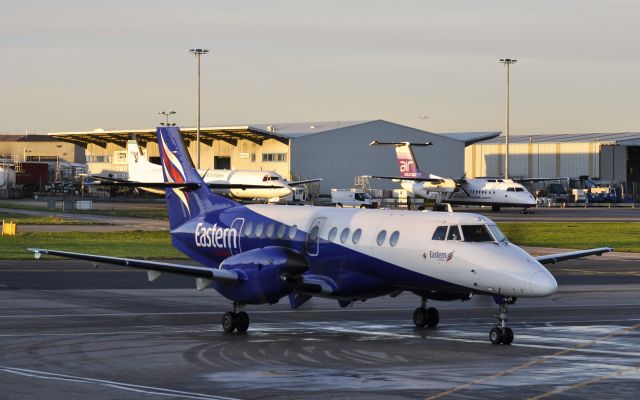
[214,246,309,304]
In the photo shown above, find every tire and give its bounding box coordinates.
[413,308,427,328]
[360,205,366,209]
[501,327,514,345]
[426,307,439,328]
[337,203,343,208]
[222,312,236,333]
[489,327,503,345]
[491,205,501,212]
[235,311,250,334]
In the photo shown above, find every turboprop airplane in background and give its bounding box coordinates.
[370,141,536,212]
[95,138,320,202]
[29,127,612,345]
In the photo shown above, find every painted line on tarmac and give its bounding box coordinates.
[527,364,640,399]
[0,366,240,400]
[424,322,640,400]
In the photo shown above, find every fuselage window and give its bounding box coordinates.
[266,223,275,238]
[376,230,387,246]
[254,222,264,238]
[288,224,298,240]
[328,227,338,242]
[243,221,253,237]
[432,225,448,240]
[352,228,362,244]
[340,228,350,243]
[308,225,320,242]
[447,225,461,241]
[277,224,286,239]
[389,231,400,247]
[461,225,494,242]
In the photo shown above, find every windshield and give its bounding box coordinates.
[487,224,508,243]
[461,225,494,242]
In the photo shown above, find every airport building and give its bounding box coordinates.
[465,132,640,197]
[49,120,497,195]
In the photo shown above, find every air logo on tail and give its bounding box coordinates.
[159,132,191,215]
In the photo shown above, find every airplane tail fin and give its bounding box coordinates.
[127,137,161,181]
[157,126,239,230]
[393,143,432,180]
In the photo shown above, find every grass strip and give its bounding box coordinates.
[0,222,636,260]
[0,231,185,260]
[0,202,168,220]
[0,212,102,225]
[498,222,640,253]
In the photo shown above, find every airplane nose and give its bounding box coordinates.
[529,270,558,296]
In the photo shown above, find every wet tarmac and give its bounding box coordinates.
[1,253,639,399]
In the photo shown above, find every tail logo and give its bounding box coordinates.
[159,133,191,215]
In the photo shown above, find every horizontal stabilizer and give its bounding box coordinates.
[370,175,444,183]
[535,247,613,264]
[369,141,433,147]
[287,178,323,186]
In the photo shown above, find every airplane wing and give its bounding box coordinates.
[370,175,444,183]
[91,179,276,190]
[287,178,323,186]
[535,247,613,264]
[515,177,569,182]
[27,248,238,289]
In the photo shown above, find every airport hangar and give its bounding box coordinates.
[466,132,640,198]
[49,120,498,195]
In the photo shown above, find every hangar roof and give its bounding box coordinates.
[48,120,500,148]
[479,132,640,145]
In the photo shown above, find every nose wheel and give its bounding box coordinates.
[222,304,250,334]
[413,297,439,328]
[490,298,514,345]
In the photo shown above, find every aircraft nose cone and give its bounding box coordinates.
[529,270,558,296]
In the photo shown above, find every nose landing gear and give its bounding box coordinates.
[222,303,250,334]
[489,297,515,345]
[413,297,439,328]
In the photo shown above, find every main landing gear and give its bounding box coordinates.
[222,303,250,334]
[413,297,439,328]
[489,297,515,345]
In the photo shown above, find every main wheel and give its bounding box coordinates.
[501,327,514,345]
[426,307,439,327]
[489,327,503,344]
[337,203,343,208]
[491,205,501,212]
[413,308,427,328]
[235,311,250,334]
[222,311,236,333]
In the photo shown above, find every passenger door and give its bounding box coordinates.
[305,217,326,256]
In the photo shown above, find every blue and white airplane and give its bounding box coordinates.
[29,127,612,345]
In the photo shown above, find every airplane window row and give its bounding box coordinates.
[432,224,494,242]
[471,190,495,195]
[244,221,297,240]
[326,226,400,247]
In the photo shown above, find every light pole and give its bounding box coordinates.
[499,58,517,179]
[189,48,209,169]
[159,111,176,126]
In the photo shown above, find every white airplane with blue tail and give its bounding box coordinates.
[29,127,612,345]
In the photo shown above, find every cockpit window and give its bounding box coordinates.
[487,224,507,243]
[515,187,524,192]
[432,225,447,240]
[447,225,461,241]
[507,187,515,192]
[461,225,494,242]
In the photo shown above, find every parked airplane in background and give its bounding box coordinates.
[98,138,320,202]
[30,127,612,345]
[370,141,536,212]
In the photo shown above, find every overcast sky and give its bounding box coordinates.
[1,0,638,135]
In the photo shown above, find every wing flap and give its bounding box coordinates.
[27,248,238,282]
[535,247,613,264]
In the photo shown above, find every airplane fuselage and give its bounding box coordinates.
[171,203,556,303]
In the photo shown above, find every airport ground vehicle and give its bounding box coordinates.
[331,189,376,208]
[29,127,612,345]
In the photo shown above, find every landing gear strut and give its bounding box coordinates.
[489,297,514,345]
[222,303,250,334]
[413,297,439,328]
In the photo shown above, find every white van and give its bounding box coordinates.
[331,189,376,208]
